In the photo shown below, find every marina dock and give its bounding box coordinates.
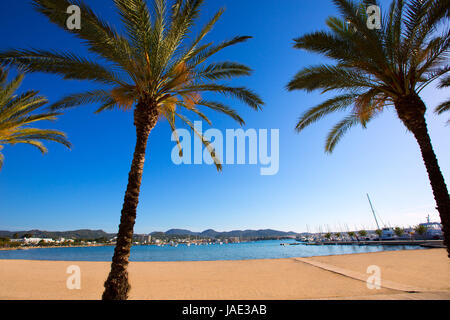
[281,240,444,248]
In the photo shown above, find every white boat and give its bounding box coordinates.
[380,227,395,240]
[419,219,443,240]
[295,236,314,242]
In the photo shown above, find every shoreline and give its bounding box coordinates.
[0,244,112,251]
[0,249,448,300]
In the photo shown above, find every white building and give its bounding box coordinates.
[23,237,54,244]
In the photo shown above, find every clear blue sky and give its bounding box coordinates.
[0,0,448,234]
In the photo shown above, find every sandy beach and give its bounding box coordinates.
[0,249,448,300]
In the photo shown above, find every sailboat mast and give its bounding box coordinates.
[367,194,381,230]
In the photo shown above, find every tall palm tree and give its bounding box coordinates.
[1,0,263,299]
[0,68,70,169]
[287,0,449,256]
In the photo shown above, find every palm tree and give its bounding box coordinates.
[414,224,428,238]
[394,227,404,237]
[1,0,263,299]
[375,229,382,238]
[347,231,356,240]
[0,68,70,169]
[358,230,368,238]
[287,0,450,256]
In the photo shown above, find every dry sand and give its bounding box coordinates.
[0,249,448,300]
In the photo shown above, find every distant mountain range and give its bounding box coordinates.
[161,229,299,238]
[0,228,300,239]
[0,229,113,239]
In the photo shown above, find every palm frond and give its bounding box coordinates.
[0,73,25,106]
[435,99,450,115]
[114,0,152,54]
[177,102,211,125]
[325,114,361,153]
[384,0,404,64]
[0,49,123,85]
[2,128,71,149]
[287,65,377,93]
[414,32,450,84]
[196,100,244,125]
[175,111,222,171]
[434,74,449,121]
[49,90,114,110]
[188,36,252,67]
[418,64,450,92]
[438,74,450,88]
[195,62,252,81]
[32,0,135,70]
[296,94,357,132]
[158,102,183,156]
[0,69,70,169]
[178,7,224,64]
[178,84,263,110]
[294,30,354,63]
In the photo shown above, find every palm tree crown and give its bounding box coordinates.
[0,68,70,169]
[287,0,448,152]
[1,0,263,169]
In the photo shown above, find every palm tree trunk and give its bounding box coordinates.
[395,93,450,257]
[102,102,158,300]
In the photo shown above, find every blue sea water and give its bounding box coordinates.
[0,239,425,262]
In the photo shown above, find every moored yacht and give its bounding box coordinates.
[380,227,395,240]
[419,216,443,240]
